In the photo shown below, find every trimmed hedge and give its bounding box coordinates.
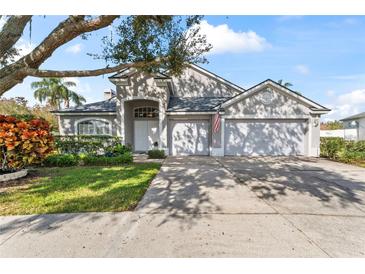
[44,154,79,167]
[54,135,123,155]
[82,152,133,166]
[147,149,166,159]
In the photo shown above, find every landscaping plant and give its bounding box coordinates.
[0,115,54,172]
[43,154,79,167]
[54,135,122,155]
[82,152,133,166]
[147,149,166,159]
[320,137,365,167]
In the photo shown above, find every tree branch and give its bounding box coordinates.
[0,16,120,95]
[25,63,134,78]
[20,15,119,68]
[0,15,32,59]
[24,59,166,78]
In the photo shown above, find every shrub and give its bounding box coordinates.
[320,137,365,165]
[345,140,365,152]
[320,137,345,159]
[340,151,365,163]
[147,149,166,159]
[54,135,122,155]
[44,154,79,167]
[0,115,54,171]
[105,143,131,157]
[82,152,133,166]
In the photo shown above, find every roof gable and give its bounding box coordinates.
[187,64,245,93]
[221,79,330,112]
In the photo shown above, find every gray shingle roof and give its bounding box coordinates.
[167,96,229,112]
[340,112,365,121]
[52,97,117,113]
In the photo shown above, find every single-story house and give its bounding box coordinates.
[340,112,365,141]
[52,64,330,156]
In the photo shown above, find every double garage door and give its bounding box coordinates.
[224,119,308,156]
[170,119,308,156]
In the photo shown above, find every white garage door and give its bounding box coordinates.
[224,119,307,156]
[170,120,209,156]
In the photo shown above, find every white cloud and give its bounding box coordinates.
[337,89,365,105]
[323,89,365,121]
[195,20,271,55]
[294,64,310,75]
[65,43,82,54]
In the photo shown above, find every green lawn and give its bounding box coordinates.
[0,163,161,216]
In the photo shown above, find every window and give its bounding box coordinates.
[134,107,159,118]
[78,120,110,135]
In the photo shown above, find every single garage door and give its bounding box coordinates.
[224,119,308,156]
[170,120,209,156]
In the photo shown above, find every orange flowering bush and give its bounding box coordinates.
[0,115,54,171]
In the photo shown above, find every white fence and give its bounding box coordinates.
[320,129,358,140]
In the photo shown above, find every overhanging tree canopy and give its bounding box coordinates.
[0,15,211,95]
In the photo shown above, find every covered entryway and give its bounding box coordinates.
[123,99,161,152]
[170,120,209,156]
[224,119,308,156]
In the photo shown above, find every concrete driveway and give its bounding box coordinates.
[1,156,365,257]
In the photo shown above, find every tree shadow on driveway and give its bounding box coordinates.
[219,157,365,214]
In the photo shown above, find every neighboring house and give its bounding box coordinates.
[52,64,330,156]
[340,112,365,141]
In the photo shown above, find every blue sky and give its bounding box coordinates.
[3,15,365,121]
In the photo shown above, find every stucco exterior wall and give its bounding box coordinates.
[58,114,118,136]
[170,66,240,97]
[225,86,310,119]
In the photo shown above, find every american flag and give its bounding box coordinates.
[213,110,221,133]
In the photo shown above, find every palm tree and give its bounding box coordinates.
[277,79,301,94]
[277,79,293,88]
[31,78,86,109]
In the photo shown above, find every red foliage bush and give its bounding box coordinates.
[0,115,54,171]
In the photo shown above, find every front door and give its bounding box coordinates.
[134,120,159,152]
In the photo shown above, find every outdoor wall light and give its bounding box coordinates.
[313,118,319,127]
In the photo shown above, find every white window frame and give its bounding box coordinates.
[75,118,112,136]
[133,106,159,119]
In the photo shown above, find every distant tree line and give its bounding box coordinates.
[320,120,343,130]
